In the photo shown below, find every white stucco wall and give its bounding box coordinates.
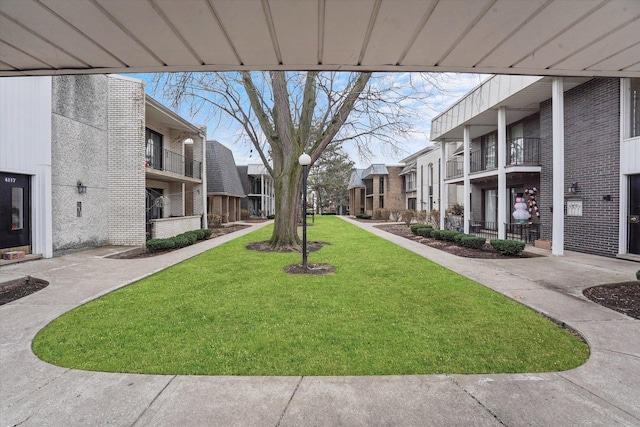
[0,76,53,257]
[51,75,110,254]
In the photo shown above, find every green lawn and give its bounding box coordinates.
[32,216,588,375]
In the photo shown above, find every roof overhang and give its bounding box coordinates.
[1,0,639,78]
[146,95,204,135]
[430,75,592,141]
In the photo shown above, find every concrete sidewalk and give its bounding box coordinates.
[1,218,639,426]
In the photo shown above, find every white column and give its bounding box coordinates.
[440,141,447,230]
[552,77,565,256]
[463,126,471,234]
[497,106,507,239]
[201,134,208,228]
[619,78,628,255]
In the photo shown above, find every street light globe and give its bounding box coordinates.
[298,153,311,166]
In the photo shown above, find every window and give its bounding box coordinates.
[482,134,496,169]
[145,128,163,169]
[405,173,416,192]
[11,187,23,230]
[509,123,524,165]
[379,176,385,194]
[631,78,640,138]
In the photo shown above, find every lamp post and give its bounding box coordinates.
[298,153,311,269]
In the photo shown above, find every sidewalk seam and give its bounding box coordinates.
[448,375,507,426]
[275,376,303,427]
[131,375,176,426]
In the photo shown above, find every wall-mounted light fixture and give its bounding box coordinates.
[77,181,87,194]
[567,182,578,194]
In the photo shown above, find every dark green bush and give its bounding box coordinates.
[637,270,640,280]
[417,227,433,237]
[356,214,372,219]
[411,224,430,235]
[201,228,212,239]
[146,238,176,253]
[439,230,460,242]
[431,230,443,240]
[322,212,337,215]
[453,233,465,244]
[458,235,486,250]
[490,239,525,256]
[267,214,275,219]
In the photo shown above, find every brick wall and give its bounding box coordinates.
[107,76,146,246]
[151,216,201,239]
[539,78,620,257]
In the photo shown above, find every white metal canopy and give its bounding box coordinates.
[1,0,639,78]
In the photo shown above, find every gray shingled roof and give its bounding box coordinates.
[206,140,245,197]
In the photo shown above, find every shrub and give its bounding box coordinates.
[322,212,337,215]
[240,209,251,220]
[431,230,443,240]
[208,213,223,227]
[447,203,464,216]
[453,233,465,244]
[637,270,640,280]
[356,214,372,219]
[267,214,275,219]
[410,224,423,235]
[439,230,460,242]
[389,210,402,222]
[374,208,390,221]
[146,238,176,253]
[401,209,416,226]
[458,235,486,250]
[490,239,525,256]
[429,209,440,228]
[417,227,433,237]
[416,210,427,224]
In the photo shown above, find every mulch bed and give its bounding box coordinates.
[123,225,250,259]
[0,278,49,306]
[376,223,640,319]
[583,282,640,320]
[375,224,538,259]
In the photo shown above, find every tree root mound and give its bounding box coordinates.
[284,263,336,275]
[246,241,328,253]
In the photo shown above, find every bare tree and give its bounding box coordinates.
[151,71,460,250]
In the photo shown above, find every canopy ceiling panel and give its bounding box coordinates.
[1,0,639,77]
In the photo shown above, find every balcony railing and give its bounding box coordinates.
[446,158,464,179]
[507,138,540,166]
[470,149,497,173]
[146,148,202,179]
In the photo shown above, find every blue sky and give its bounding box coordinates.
[129,72,485,169]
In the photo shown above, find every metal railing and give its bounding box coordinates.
[445,220,541,244]
[446,158,464,179]
[146,148,202,179]
[507,138,540,165]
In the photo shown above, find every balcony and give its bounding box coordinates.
[146,147,202,181]
[446,158,464,179]
[507,138,540,166]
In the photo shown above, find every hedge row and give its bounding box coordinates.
[146,229,213,253]
[410,225,526,255]
[356,213,372,219]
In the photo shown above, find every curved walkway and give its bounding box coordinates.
[1,219,638,426]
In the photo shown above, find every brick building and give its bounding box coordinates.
[348,164,404,217]
[0,74,207,258]
[431,75,640,259]
[206,140,245,223]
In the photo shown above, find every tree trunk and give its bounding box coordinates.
[268,157,303,250]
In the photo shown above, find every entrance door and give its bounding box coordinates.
[629,175,640,255]
[0,172,31,251]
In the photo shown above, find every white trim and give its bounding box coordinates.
[440,142,447,230]
[497,107,507,240]
[463,126,471,234]
[552,77,565,256]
